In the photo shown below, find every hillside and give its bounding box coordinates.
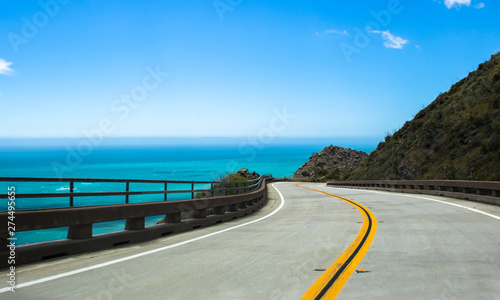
[292,145,367,180]
[349,52,500,181]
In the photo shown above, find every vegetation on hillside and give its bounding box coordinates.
[195,170,260,198]
[293,168,351,182]
[349,52,500,181]
[157,170,260,223]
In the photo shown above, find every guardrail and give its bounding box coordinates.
[0,176,266,209]
[0,175,272,267]
[326,180,500,206]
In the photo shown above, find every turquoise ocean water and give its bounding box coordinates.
[0,142,376,245]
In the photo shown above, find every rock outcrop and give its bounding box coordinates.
[292,145,368,180]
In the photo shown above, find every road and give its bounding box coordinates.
[2,182,500,299]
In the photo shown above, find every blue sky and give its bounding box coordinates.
[1,0,499,142]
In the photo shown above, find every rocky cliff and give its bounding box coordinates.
[292,145,368,180]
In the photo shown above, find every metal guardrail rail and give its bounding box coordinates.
[0,175,269,209]
[327,180,500,206]
[0,175,273,267]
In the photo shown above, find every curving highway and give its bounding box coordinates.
[2,182,500,299]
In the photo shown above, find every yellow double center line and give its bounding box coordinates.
[297,184,377,300]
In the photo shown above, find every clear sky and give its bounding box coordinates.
[1,0,499,141]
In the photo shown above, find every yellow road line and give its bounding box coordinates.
[297,184,377,300]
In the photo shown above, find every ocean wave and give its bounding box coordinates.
[56,187,77,191]
[155,170,212,174]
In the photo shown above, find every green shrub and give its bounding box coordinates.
[325,168,350,181]
[314,168,327,177]
[487,135,500,152]
[493,119,500,133]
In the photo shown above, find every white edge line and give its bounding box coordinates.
[325,186,500,221]
[0,183,287,294]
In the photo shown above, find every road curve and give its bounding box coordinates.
[2,182,500,299]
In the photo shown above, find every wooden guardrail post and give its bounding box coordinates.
[126,182,130,204]
[165,212,181,223]
[193,209,207,219]
[0,231,9,252]
[214,206,225,215]
[478,188,490,196]
[126,217,145,230]
[227,204,238,212]
[68,224,92,239]
[69,181,74,207]
[164,183,168,201]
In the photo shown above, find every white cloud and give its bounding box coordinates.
[0,59,14,75]
[315,29,348,37]
[416,45,422,50]
[474,2,485,9]
[370,30,409,49]
[325,29,349,36]
[444,0,471,9]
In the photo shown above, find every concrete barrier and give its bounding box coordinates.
[327,180,500,206]
[0,178,271,268]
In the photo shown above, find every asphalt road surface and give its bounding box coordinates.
[2,182,499,299]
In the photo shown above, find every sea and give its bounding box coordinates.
[0,138,377,245]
